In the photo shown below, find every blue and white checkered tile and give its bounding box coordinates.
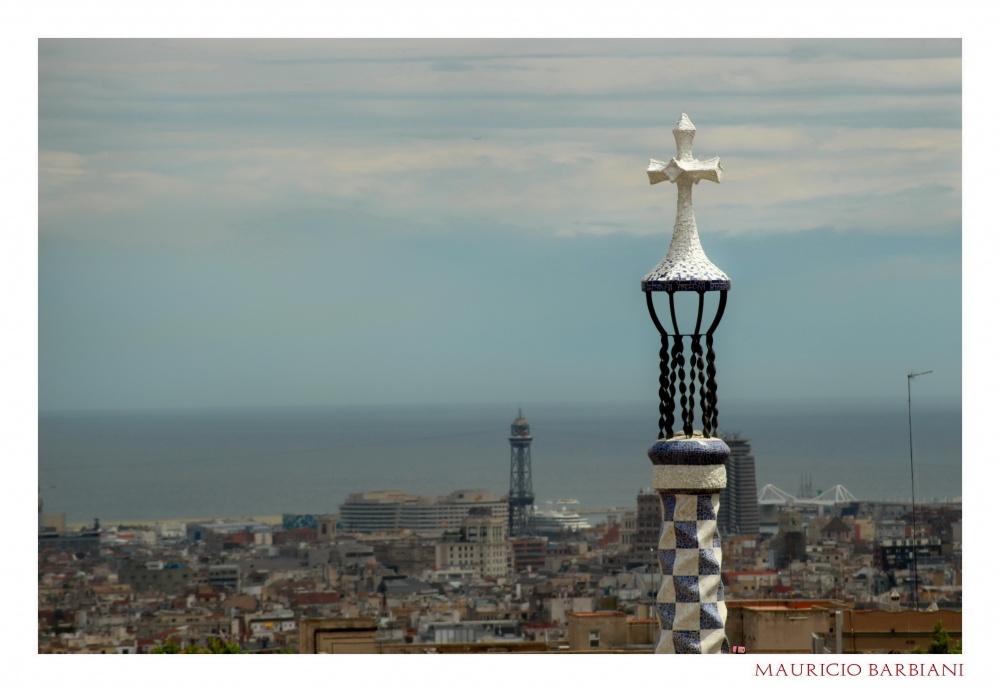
[700,602,724,630]
[658,493,699,522]
[656,626,730,655]
[657,549,677,574]
[673,575,701,602]
[660,493,677,522]
[656,629,703,654]
[698,548,721,576]
[696,494,718,520]
[674,521,699,549]
[654,490,729,654]
[655,603,676,629]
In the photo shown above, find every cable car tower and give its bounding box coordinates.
[508,409,535,537]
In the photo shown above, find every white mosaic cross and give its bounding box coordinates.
[643,114,730,292]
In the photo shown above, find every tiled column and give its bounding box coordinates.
[649,435,730,654]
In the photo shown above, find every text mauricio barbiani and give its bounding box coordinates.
[755,662,963,677]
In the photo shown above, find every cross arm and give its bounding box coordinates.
[648,157,723,185]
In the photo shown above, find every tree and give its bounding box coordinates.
[206,638,244,654]
[151,638,244,654]
[912,620,961,654]
[928,620,951,653]
[151,640,181,654]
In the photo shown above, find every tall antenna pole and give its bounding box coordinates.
[508,411,534,537]
[907,370,931,607]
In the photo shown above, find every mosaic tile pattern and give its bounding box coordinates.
[643,114,730,293]
[648,437,731,465]
[652,485,729,654]
[652,463,727,490]
[649,437,730,520]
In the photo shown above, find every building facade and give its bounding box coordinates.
[118,560,191,593]
[339,489,508,534]
[633,489,661,566]
[434,511,510,578]
[510,536,547,573]
[719,435,760,536]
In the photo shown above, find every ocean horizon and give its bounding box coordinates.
[38,397,961,524]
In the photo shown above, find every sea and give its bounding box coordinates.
[38,399,962,524]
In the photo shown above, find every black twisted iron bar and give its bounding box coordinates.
[667,338,679,438]
[658,334,671,439]
[667,291,691,436]
[703,292,728,438]
[646,292,674,439]
[696,337,709,435]
[705,334,719,437]
[674,334,688,437]
[686,345,699,437]
[691,292,706,437]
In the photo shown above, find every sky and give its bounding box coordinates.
[36,37,962,412]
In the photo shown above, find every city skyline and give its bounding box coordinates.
[38,38,962,412]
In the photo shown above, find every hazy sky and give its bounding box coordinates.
[38,38,962,411]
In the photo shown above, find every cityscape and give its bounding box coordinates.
[38,410,961,654]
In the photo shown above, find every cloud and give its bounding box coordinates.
[38,39,961,251]
[430,60,475,72]
[39,120,961,249]
[846,253,961,282]
[39,40,959,120]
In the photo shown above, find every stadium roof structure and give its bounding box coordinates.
[758,484,797,505]
[814,484,857,504]
[757,483,858,507]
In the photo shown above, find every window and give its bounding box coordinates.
[589,631,600,648]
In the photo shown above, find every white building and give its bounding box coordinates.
[340,489,508,534]
[244,610,297,643]
[435,511,510,578]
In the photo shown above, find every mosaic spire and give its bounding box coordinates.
[643,113,730,292]
[643,113,729,441]
[642,114,731,654]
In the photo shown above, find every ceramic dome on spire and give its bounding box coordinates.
[642,113,730,292]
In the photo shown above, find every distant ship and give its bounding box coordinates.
[529,500,591,535]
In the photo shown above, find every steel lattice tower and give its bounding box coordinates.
[507,409,534,537]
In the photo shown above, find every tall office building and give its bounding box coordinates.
[634,489,662,566]
[719,435,760,536]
